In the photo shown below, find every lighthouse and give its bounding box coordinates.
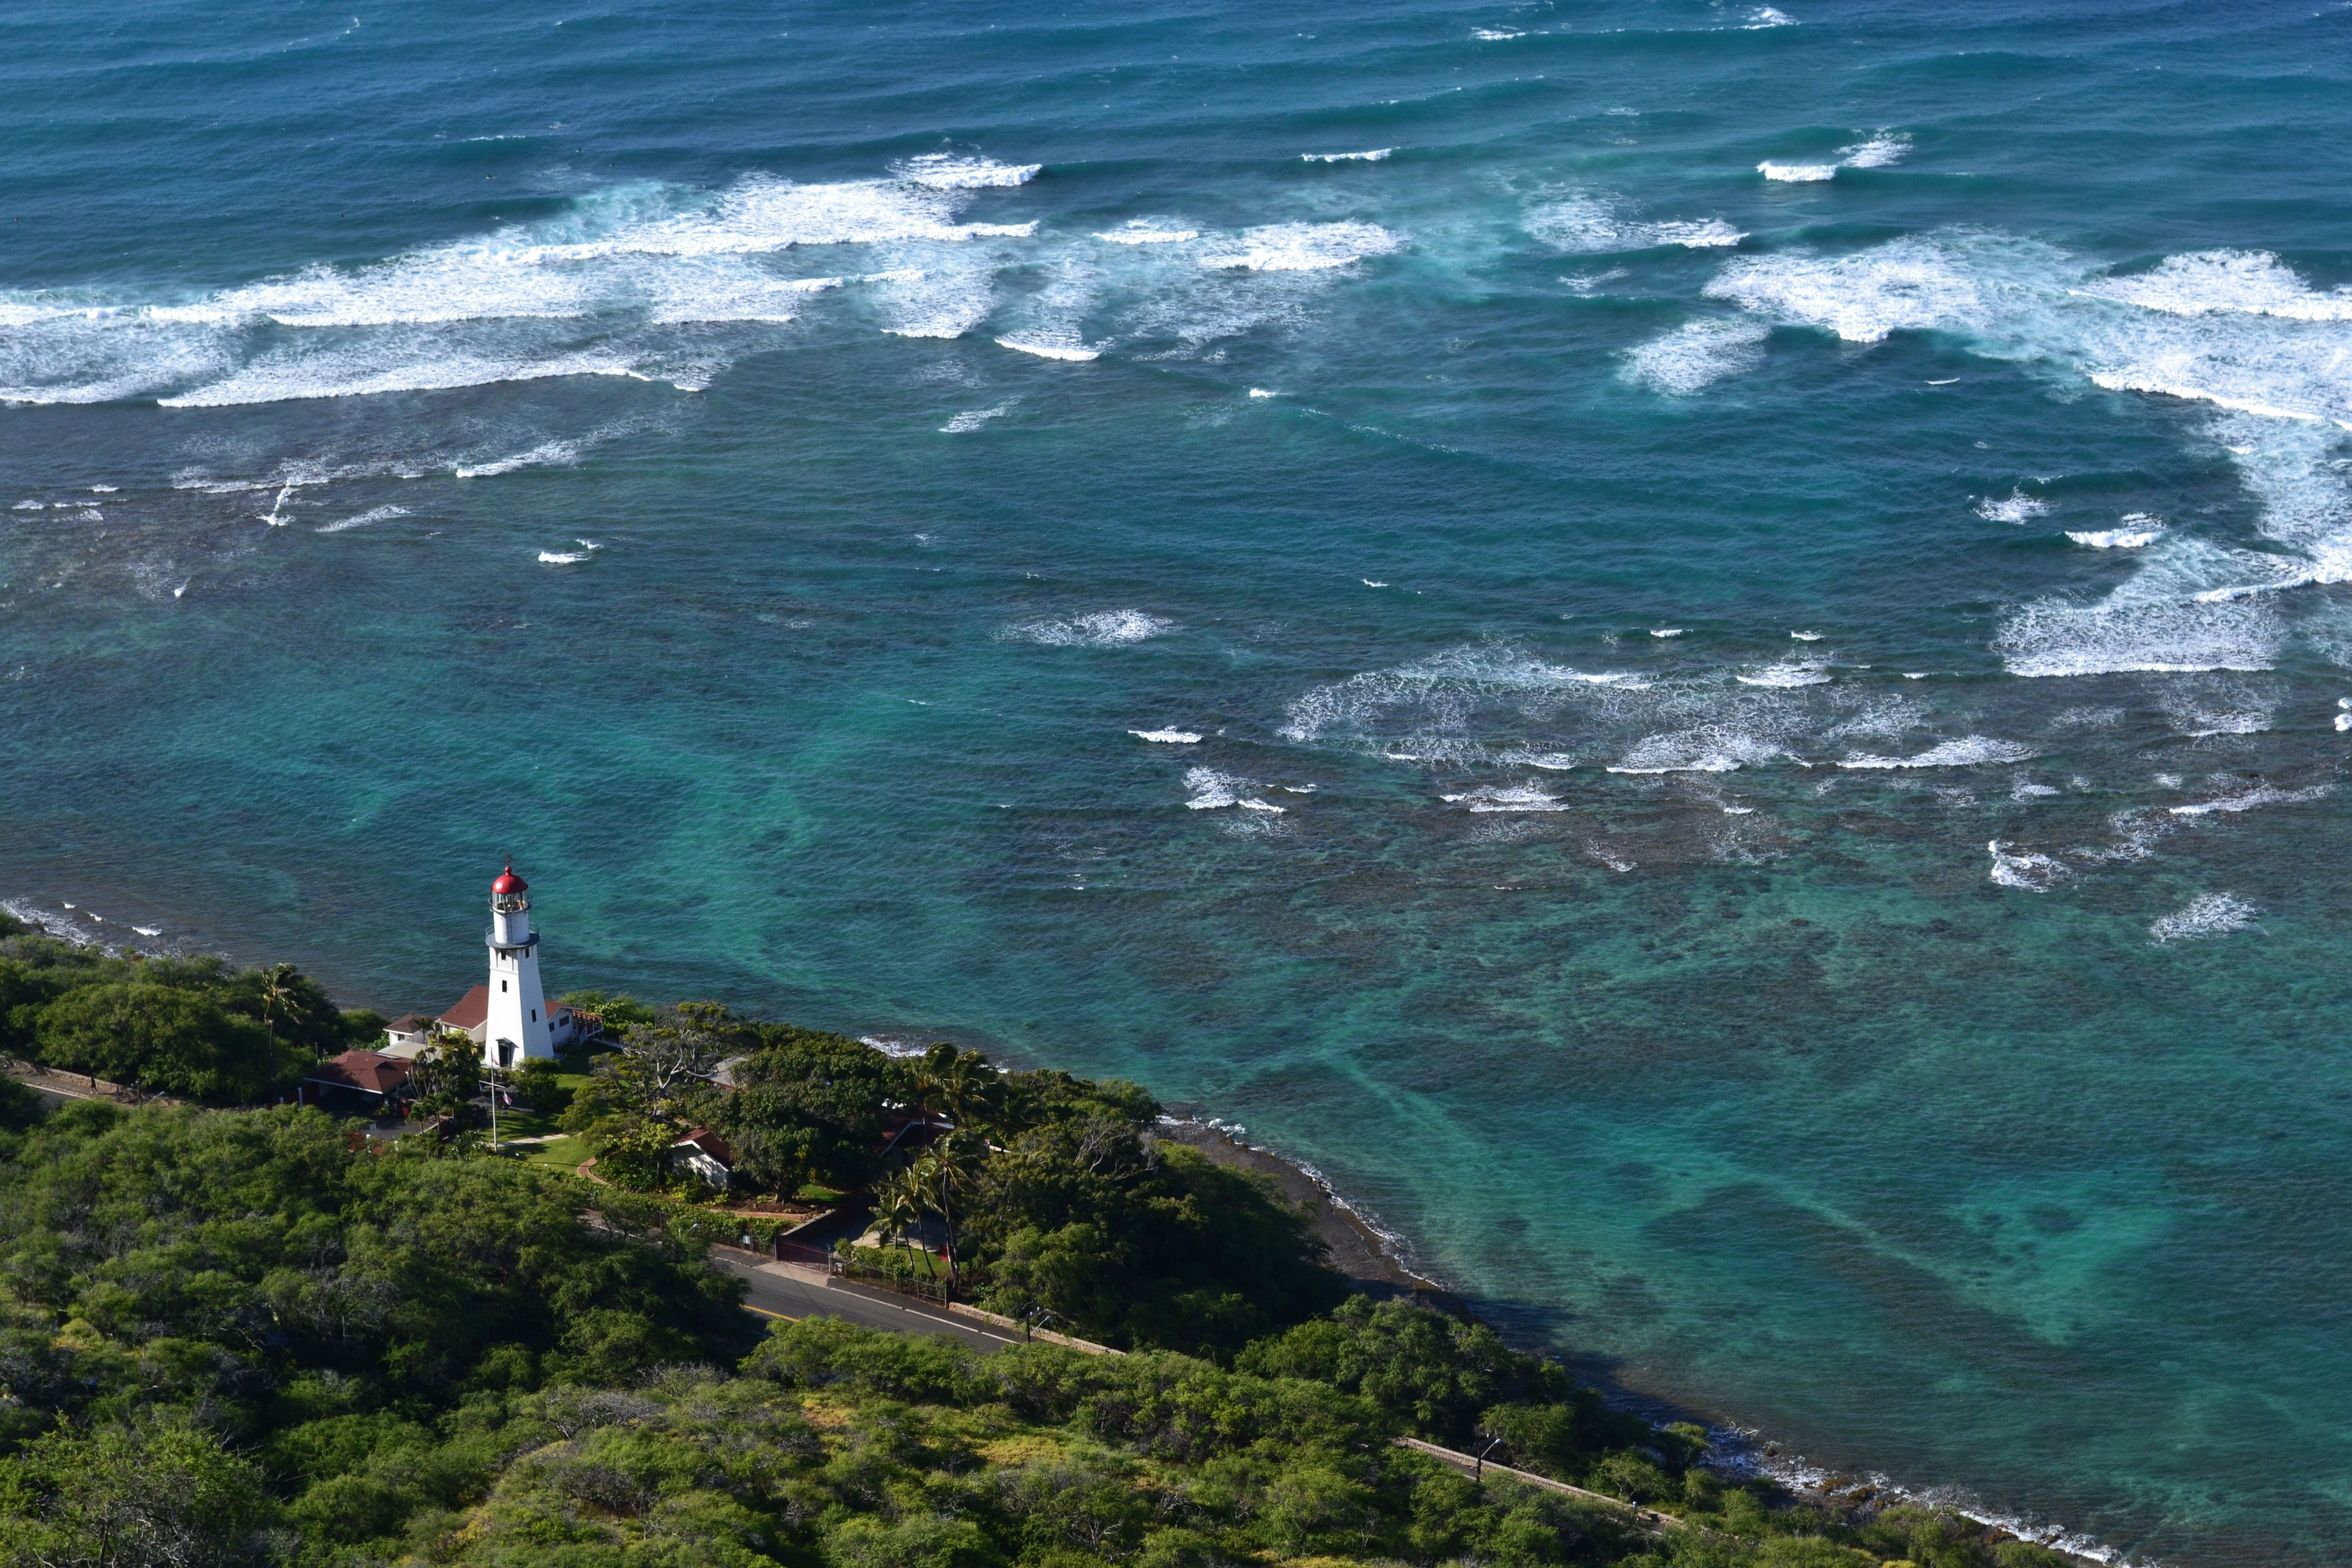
[484,863,556,1068]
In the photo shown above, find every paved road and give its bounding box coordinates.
[708,1251,1021,1352]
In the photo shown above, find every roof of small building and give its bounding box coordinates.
[440,985,489,1031]
[386,1013,430,1033]
[306,1050,413,1097]
[673,1128,736,1166]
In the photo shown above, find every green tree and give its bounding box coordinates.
[32,982,285,1102]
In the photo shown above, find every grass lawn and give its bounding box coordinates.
[485,1105,564,1139]
[512,1134,590,1172]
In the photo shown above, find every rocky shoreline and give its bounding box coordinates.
[1161,1113,2117,1567]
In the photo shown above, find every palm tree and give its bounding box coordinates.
[914,1043,1000,1136]
[872,1168,924,1254]
[913,1131,984,1291]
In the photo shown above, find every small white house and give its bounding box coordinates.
[671,1129,736,1189]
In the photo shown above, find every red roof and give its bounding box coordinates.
[439,984,489,1031]
[492,864,527,895]
[306,1050,413,1097]
[673,1128,736,1166]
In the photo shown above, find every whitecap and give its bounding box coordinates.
[1996,594,2282,677]
[1184,766,1281,813]
[2068,517,2163,548]
[1196,221,1404,273]
[1530,194,1744,253]
[10,501,40,510]
[1747,6,1797,25]
[1131,728,1202,744]
[1758,162,1837,183]
[316,504,411,534]
[455,439,582,479]
[1650,628,1684,638]
[1735,660,1832,687]
[941,401,1014,433]
[1790,630,1822,641]
[2167,782,2329,818]
[2150,892,2258,943]
[1977,491,2050,524]
[1988,840,2067,891]
[891,153,1041,189]
[1621,317,1768,395]
[1440,783,1568,813]
[1472,27,1525,39]
[1841,737,2037,769]
[995,336,1098,362]
[1302,149,1392,163]
[2084,250,2352,323]
[1608,729,1788,774]
[1094,222,1198,244]
[1007,609,1175,647]
[1839,132,1910,169]
[89,484,117,493]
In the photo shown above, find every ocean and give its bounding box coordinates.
[4,1,2349,1560]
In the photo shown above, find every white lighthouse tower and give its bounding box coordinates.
[484,863,556,1068]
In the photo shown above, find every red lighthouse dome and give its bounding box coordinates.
[491,864,527,896]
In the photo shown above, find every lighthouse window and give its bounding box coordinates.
[501,981,507,992]
[531,1009,537,1021]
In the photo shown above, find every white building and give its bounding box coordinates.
[482,863,580,1068]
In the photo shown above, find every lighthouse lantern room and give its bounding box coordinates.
[484,864,557,1068]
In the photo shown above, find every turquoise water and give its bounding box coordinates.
[5,1,2352,1559]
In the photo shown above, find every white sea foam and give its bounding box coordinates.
[2084,250,2352,323]
[1839,132,1910,169]
[2167,782,2329,818]
[1529,194,1743,253]
[1130,728,1202,744]
[1747,6,1796,25]
[1976,491,2049,523]
[1705,235,1988,343]
[1995,594,2282,677]
[2150,892,2259,943]
[1988,840,2068,891]
[1650,628,1684,638]
[1303,149,1392,163]
[1841,737,2037,769]
[1608,729,1788,774]
[0,167,1057,406]
[316,505,410,533]
[1621,317,1768,395]
[455,438,582,479]
[995,336,1098,362]
[941,402,1014,433]
[1197,222,1404,273]
[537,539,601,565]
[1007,609,1175,647]
[890,154,1040,189]
[11,501,39,510]
[1440,783,1567,812]
[1094,222,1198,245]
[2068,516,2163,548]
[1280,643,1644,748]
[1790,630,1822,641]
[1736,660,1831,688]
[1183,767,1283,813]
[1758,162,1837,184]
[1472,27,1525,39]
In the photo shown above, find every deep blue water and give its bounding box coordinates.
[6,2,2352,1561]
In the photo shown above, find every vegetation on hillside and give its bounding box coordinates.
[0,930,2081,1568]
[0,913,380,1102]
[563,1012,1345,1358]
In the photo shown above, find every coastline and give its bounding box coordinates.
[1,898,2121,1565]
[1165,1112,2120,1568]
